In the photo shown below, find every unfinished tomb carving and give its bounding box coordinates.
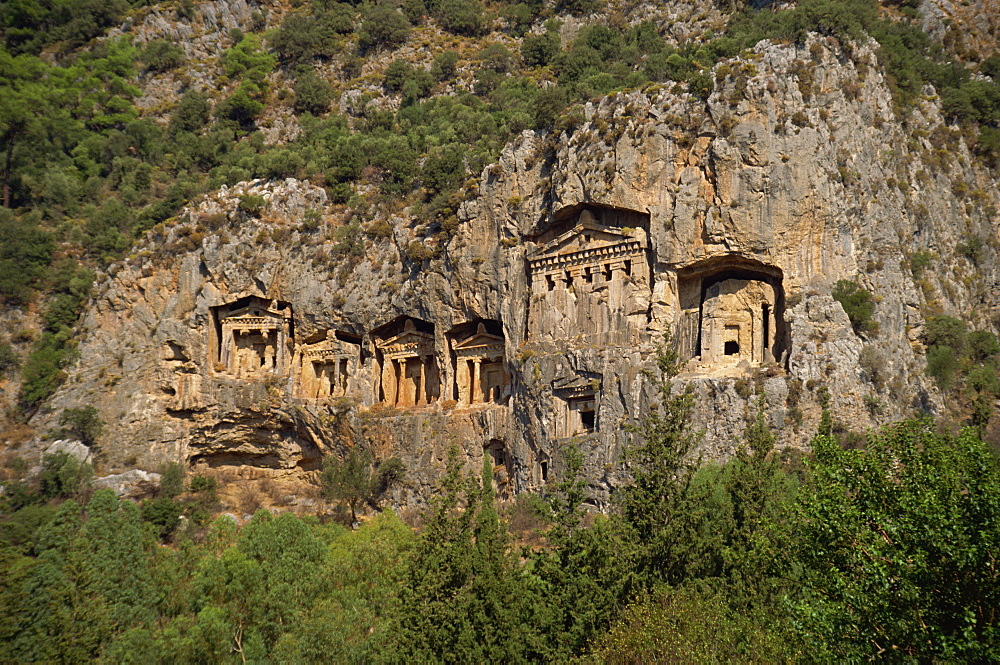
[553,375,599,438]
[373,317,440,407]
[676,258,788,369]
[211,296,293,378]
[296,330,361,399]
[527,204,651,344]
[448,321,509,405]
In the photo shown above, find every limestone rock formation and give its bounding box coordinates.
[35,36,1000,507]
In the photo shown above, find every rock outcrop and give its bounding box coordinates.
[36,36,1000,506]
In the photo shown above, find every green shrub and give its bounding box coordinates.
[170,89,212,135]
[968,330,1000,363]
[405,240,435,262]
[434,0,486,35]
[923,315,967,355]
[293,69,334,115]
[478,43,515,73]
[358,6,410,51]
[832,279,877,336]
[966,364,1000,398]
[333,221,365,256]
[556,0,600,15]
[38,452,92,500]
[431,50,460,80]
[272,11,341,64]
[909,250,932,277]
[215,84,265,127]
[401,0,427,23]
[160,462,185,498]
[221,35,275,83]
[189,474,217,495]
[58,406,103,446]
[0,342,18,375]
[383,59,415,91]
[956,234,985,265]
[140,39,185,72]
[19,333,71,413]
[521,32,559,67]
[141,496,183,539]
[238,194,267,216]
[926,344,960,391]
[0,213,56,306]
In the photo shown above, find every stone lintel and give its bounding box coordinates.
[454,344,504,361]
[381,342,434,360]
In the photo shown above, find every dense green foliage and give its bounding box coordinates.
[920,316,1000,428]
[796,420,1000,660]
[320,449,404,522]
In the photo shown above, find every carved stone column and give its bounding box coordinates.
[472,359,481,404]
[417,356,426,406]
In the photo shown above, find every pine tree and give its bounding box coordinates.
[619,331,703,587]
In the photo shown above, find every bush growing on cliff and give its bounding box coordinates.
[357,6,411,52]
[832,279,877,337]
[140,39,185,73]
[57,406,102,446]
[292,69,334,115]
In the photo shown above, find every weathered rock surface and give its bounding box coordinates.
[93,470,162,499]
[44,440,93,466]
[35,37,1000,507]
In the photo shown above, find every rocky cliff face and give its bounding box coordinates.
[36,36,1000,506]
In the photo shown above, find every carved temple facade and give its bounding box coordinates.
[211,296,293,378]
[373,317,440,407]
[198,200,795,495]
[553,375,599,438]
[449,321,509,405]
[675,257,788,369]
[527,204,651,345]
[295,330,362,399]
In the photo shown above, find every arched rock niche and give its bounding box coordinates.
[675,257,789,370]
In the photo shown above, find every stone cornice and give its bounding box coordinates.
[529,241,644,275]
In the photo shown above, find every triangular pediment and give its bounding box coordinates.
[454,331,504,350]
[553,374,600,394]
[219,295,289,322]
[377,328,434,349]
[221,307,285,322]
[531,222,633,259]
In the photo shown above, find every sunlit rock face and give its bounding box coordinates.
[39,37,1000,507]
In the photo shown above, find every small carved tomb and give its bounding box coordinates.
[485,439,512,498]
[296,330,361,399]
[700,279,776,365]
[553,375,600,438]
[527,204,650,344]
[449,321,509,405]
[374,318,440,407]
[676,258,787,369]
[214,297,292,378]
